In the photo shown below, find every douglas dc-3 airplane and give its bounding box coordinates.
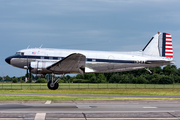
[5,32,174,90]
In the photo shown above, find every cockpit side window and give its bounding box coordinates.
[15,52,24,56]
[15,52,21,55]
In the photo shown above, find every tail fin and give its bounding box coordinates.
[142,32,173,58]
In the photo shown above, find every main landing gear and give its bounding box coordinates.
[47,74,64,90]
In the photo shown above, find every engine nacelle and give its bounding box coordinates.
[36,74,46,78]
[30,61,54,74]
[30,61,53,69]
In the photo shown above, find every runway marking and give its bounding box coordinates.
[34,113,46,120]
[143,107,157,108]
[45,100,51,104]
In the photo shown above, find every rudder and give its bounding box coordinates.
[159,33,173,58]
[143,32,173,59]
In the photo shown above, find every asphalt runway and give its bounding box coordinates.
[0,101,180,120]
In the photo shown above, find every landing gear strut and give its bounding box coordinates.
[47,74,64,90]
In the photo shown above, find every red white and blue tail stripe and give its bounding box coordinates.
[163,33,173,58]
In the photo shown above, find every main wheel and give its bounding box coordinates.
[47,81,59,90]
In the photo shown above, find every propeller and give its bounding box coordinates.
[25,56,28,82]
[29,66,31,82]
[26,56,32,83]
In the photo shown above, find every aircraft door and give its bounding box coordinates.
[107,55,114,70]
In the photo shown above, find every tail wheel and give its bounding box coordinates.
[47,81,59,90]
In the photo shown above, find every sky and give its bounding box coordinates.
[0,0,180,77]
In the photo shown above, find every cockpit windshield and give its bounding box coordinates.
[15,52,24,56]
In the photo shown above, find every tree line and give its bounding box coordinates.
[1,65,180,84]
[70,65,180,84]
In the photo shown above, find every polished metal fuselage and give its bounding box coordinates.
[5,48,173,75]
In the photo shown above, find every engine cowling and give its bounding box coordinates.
[30,61,54,74]
[36,74,46,78]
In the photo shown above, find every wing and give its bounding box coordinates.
[47,53,86,75]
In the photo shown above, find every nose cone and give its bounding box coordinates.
[5,57,11,64]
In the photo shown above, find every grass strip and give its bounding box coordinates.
[0,89,180,96]
[1,83,180,89]
[1,95,180,101]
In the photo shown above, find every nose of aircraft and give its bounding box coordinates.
[5,57,11,64]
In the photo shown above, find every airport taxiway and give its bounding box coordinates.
[0,100,180,120]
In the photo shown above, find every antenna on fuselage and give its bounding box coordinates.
[27,45,30,49]
[39,44,43,48]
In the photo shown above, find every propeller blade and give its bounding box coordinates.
[29,68,31,82]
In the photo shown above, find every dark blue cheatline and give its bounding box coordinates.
[5,55,136,64]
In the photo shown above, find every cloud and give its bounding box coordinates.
[1,0,180,76]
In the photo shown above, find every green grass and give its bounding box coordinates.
[0,83,180,90]
[1,88,180,96]
[0,83,180,101]
[1,95,180,101]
